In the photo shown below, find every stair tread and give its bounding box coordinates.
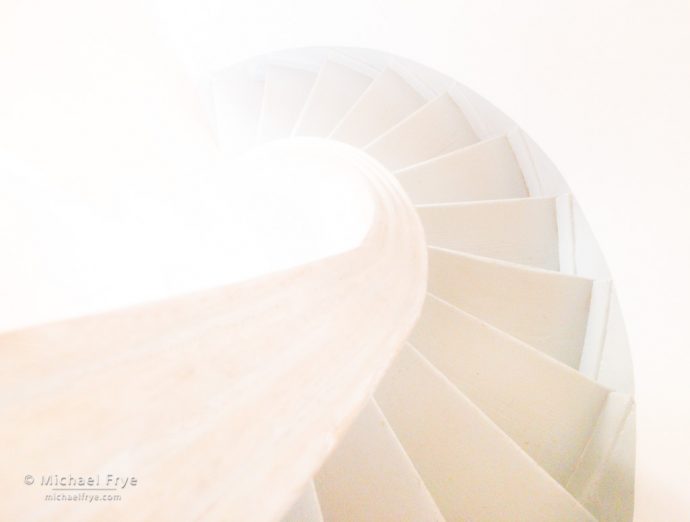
[375,344,596,522]
[257,64,316,142]
[567,392,636,521]
[365,92,478,170]
[294,60,373,137]
[417,196,561,270]
[396,135,529,205]
[315,400,445,522]
[411,293,611,484]
[427,247,593,368]
[597,289,636,394]
[330,67,427,147]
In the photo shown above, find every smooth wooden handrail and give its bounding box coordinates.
[0,139,428,521]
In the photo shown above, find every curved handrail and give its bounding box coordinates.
[0,139,427,521]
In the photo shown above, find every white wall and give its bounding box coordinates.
[1,0,689,519]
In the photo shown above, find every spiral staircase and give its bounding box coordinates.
[0,47,635,521]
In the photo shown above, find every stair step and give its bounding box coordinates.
[597,288,635,394]
[257,64,316,142]
[293,60,374,137]
[314,400,445,521]
[427,248,593,368]
[281,481,324,522]
[417,196,566,270]
[375,345,596,522]
[411,294,610,484]
[365,92,478,170]
[396,135,529,205]
[330,67,427,147]
[566,392,636,522]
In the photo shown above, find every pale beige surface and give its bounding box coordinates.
[0,141,428,522]
[597,289,635,394]
[567,393,636,521]
[427,247,593,367]
[410,294,609,484]
[294,59,373,137]
[281,481,324,522]
[212,61,265,155]
[395,135,529,204]
[314,400,444,521]
[375,344,597,521]
[2,2,684,516]
[417,196,560,269]
[330,67,426,147]
[0,42,638,521]
[257,65,316,142]
[366,92,478,170]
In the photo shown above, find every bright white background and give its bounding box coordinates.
[1,0,689,520]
